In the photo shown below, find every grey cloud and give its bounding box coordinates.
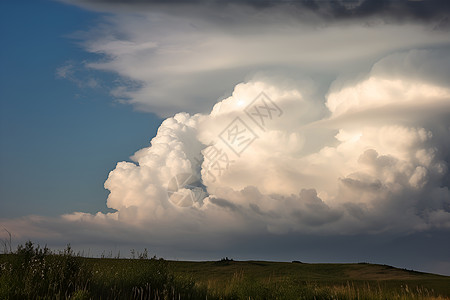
[3,216,450,275]
[209,197,240,211]
[249,203,280,218]
[291,189,343,227]
[342,202,368,221]
[340,176,383,191]
[61,0,450,23]
[325,0,450,21]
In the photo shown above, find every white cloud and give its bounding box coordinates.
[69,10,450,116]
[6,49,444,242]
[4,49,449,243]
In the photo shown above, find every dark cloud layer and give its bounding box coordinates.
[62,0,450,22]
[2,215,449,274]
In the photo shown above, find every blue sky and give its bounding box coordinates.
[1,0,449,276]
[0,0,161,217]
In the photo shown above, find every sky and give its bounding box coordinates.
[1,0,450,275]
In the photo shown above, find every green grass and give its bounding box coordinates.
[168,260,450,299]
[1,242,449,299]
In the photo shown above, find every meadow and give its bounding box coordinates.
[1,242,449,299]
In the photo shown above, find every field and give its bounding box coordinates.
[1,242,449,299]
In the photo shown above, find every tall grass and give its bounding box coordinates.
[199,273,449,300]
[0,241,203,299]
[0,241,90,299]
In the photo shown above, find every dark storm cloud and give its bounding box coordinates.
[62,0,450,22]
[209,197,240,211]
[4,215,449,275]
[325,0,450,21]
[290,189,343,227]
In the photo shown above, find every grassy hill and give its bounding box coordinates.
[1,243,449,299]
[167,260,450,299]
[170,259,445,281]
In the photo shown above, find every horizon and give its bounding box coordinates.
[2,240,446,277]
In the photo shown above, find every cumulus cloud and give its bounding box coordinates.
[2,48,450,272]
[93,48,450,235]
[5,48,448,241]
